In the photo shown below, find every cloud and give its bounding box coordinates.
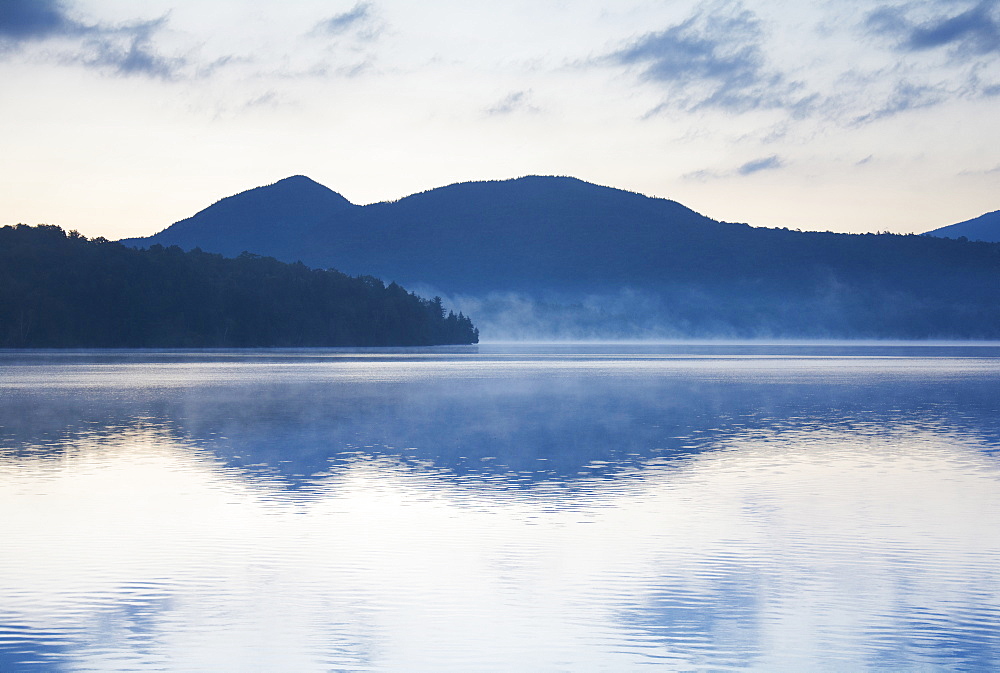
[604,0,804,113]
[316,3,370,34]
[684,154,786,180]
[865,1,1000,58]
[485,90,540,116]
[313,2,382,40]
[737,155,783,175]
[73,17,185,79]
[967,66,1000,95]
[0,0,182,78]
[299,1,384,78]
[242,91,281,111]
[0,0,79,43]
[959,163,1000,175]
[850,79,949,124]
[836,2,1000,123]
[600,0,996,125]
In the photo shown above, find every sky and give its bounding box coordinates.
[1,0,998,240]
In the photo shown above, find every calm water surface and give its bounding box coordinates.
[2,343,1000,671]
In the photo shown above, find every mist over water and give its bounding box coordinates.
[425,282,1000,341]
[2,344,1000,671]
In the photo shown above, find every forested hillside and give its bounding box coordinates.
[0,224,478,347]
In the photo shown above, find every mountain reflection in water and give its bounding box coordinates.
[1,344,999,671]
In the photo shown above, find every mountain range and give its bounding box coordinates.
[122,175,735,294]
[122,176,1000,339]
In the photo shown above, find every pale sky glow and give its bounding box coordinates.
[2,0,999,239]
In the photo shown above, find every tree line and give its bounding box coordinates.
[0,224,478,347]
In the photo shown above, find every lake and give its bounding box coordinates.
[2,343,999,671]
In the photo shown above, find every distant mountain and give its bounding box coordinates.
[924,211,1000,243]
[123,175,1000,340]
[125,175,731,294]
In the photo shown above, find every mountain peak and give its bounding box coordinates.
[270,174,330,190]
[121,175,356,254]
[209,175,354,211]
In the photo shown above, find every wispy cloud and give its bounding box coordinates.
[599,0,997,125]
[73,17,185,79]
[959,163,1000,175]
[684,154,786,180]
[485,90,540,116]
[0,0,182,78]
[865,1,1000,58]
[242,91,280,110]
[292,1,386,80]
[737,154,783,175]
[840,0,1000,123]
[851,79,950,124]
[312,2,383,41]
[603,0,805,114]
